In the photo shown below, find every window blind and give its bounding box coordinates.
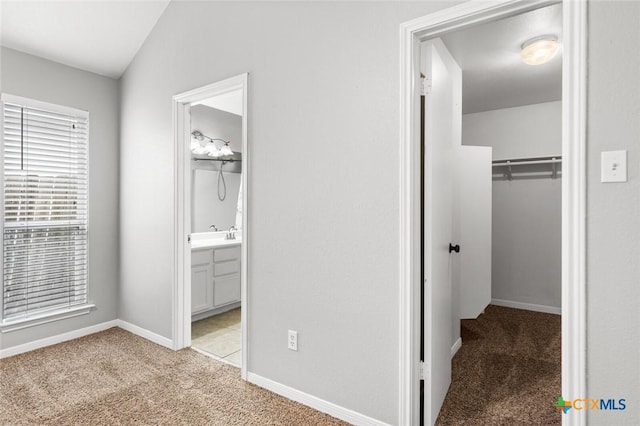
[2,98,89,321]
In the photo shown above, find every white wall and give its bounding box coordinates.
[462,101,561,160]
[118,2,457,423]
[463,101,562,310]
[191,105,242,232]
[117,1,640,424]
[587,2,640,424]
[491,178,561,308]
[0,47,119,349]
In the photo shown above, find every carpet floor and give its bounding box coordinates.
[436,305,561,426]
[0,328,347,426]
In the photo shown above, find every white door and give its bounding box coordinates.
[422,38,462,426]
[455,146,492,319]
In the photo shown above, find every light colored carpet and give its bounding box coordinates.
[436,305,561,426]
[0,328,347,425]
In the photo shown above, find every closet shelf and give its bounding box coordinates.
[492,156,562,180]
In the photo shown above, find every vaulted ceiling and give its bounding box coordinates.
[1,0,171,79]
[1,0,562,111]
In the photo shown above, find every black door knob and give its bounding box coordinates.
[449,243,460,253]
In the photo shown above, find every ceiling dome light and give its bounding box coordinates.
[520,35,559,65]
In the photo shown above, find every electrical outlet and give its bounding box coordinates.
[288,330,298,351]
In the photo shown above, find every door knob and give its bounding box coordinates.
[449,243,460,253]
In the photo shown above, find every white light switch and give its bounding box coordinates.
[601,150,627,183]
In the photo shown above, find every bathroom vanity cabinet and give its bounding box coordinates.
[191,244,241,316]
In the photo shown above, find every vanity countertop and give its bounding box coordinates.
[190,231,242,250]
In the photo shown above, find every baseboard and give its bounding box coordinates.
[247,372,391,426]
[451,337,462,358]
[191,301,240,322]
[491,299,561,315]
[0,320,118,359]
[116,320,174,350]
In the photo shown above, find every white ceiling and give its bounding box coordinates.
[0,0,171,79]
[0,1,561,107]
[193,90,244,117]
[441,4,562,114]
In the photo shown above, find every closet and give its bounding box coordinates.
[430,4,563,424]
[462,101,562,315]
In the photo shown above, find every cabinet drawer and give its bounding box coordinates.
[214,246,240,262]
[191,249,212,266]
[214,274,241,307]
[214,260,240,277]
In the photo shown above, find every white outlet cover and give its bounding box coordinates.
[601,150,627,183]
[287,330,298,351]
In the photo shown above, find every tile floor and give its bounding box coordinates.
[191,308,241,366]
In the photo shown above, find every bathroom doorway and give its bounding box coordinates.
[172,74,249,377]
[189,89,244,365]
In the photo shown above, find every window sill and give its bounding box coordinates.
[0,304,96,333]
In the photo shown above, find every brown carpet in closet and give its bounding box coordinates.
[436,305,561,426]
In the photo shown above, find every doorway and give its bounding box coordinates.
[189,89,244,365]
[172,74,249,379]
[399,1,586,425]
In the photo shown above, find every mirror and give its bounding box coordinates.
[190,91,243,233]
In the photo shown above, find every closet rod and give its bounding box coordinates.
[492,171,562,177]
[492,158,562,167]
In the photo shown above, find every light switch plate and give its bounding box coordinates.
[601,150,627,183]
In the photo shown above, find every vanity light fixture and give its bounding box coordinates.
[191,130,233,158]
[520,35,559,65]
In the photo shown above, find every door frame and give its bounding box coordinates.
[398,1,586,425]
[172,73,249,380]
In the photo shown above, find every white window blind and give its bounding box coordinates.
[2,96,89,322]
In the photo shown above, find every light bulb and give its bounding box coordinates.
[520,36,559,65]
[220,145,234,157]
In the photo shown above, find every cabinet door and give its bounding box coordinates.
[214,274,241,307]
[191,262,214,314]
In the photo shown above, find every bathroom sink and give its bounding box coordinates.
[190,232,241,249]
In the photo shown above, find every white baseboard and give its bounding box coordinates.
[191,301,240,322]
[451,337,462,358]
[1,319,175,359]
[0,320,118,359]
[491,299,561,315]
[116,320,174,350]
[247,372,391,426]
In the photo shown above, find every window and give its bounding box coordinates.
[1,95,89,324]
